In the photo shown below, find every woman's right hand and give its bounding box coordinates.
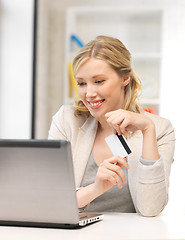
[94,156,130,196]
[76,156,130,209]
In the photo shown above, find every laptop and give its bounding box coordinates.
[0,139,103,228]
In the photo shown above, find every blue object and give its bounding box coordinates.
[71,34,84,48]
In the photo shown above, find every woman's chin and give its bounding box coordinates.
[88,110,105,121]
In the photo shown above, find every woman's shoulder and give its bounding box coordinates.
[53,104,93,128]
[54,104,84,119]
[57,105,76,117]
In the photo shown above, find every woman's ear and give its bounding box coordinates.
[122,74,130,87]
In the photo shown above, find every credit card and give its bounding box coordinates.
[105,133,132,158]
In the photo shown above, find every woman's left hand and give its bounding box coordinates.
[105,109,154,136]
[105,109,159,161]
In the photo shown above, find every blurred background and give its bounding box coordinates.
[0,0,185,215]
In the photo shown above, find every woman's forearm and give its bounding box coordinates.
[76,183,101,209]
[142,121,159,161]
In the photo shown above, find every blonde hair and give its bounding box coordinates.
[72,35,142,116]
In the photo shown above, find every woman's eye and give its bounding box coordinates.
[95,80,104,84]
[77,82,86,86]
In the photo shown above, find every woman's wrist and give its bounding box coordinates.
[141,117,155,135]
[76,183,102,209]
[141,118,159,161]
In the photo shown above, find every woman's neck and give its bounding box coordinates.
[97,119,113,136]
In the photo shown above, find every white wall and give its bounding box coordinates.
[160,1,185,215]
[0,0,34,139]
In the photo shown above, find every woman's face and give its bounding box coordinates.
[75,58,129,122]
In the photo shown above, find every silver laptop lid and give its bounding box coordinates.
[0,140,79,226]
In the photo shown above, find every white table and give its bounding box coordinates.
[0,213,185,240]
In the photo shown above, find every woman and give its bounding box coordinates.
[48,36,175,216]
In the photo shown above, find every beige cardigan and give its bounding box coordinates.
[48,105,175,216]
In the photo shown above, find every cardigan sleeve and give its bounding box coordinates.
[136,118,175,217]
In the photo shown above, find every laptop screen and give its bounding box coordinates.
[0,139,79,226]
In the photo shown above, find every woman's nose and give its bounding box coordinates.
[86,85,97,98]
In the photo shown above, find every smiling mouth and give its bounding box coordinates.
[87,100,105,108]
